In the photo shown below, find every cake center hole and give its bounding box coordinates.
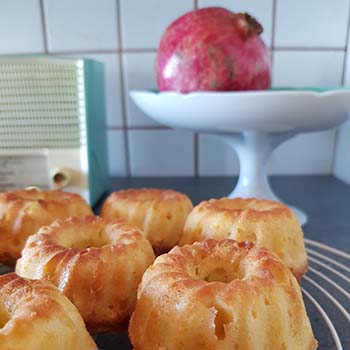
[66,236,109,249]
[65,235,110,249]
[203,266,244,283]
[58,227,110,249]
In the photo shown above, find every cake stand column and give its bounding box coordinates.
[219,131,307,225]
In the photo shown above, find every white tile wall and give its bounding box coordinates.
[121,0,193,49]
[0,0,44,54]
[107,130,126,176]
[275,0,349,48]
[199,135,239,176]
[271,50,344,176]
[123,52,159,127]
[82,54,123,128]
[198,0,273,46]
[45,0,118,51]
[199,131,337,176]
[0,0,349,178]
[129,130,194,176]
[273,51,344,87]
[268,131,336,174]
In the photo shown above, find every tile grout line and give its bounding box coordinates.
[331,3,350,175]
[50,48,157,55]
[274,47,346,51]
[39,0,49,53]
[193,0,199,176]
[115,0,131,177]
[270,0,277,69]
[341,3,350,86]
[108,125,170,131]
[47,47,346,56]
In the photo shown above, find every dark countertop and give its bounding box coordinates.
[97,175,350,250]
[94,175,350,350]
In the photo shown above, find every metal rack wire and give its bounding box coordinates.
[303,239,350,350]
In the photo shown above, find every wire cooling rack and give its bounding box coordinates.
[302,239,350,350]
[1,238,349,350]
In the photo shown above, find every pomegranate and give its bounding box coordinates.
[156,7,271,93]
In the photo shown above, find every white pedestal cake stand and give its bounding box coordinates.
[130,89,349,225]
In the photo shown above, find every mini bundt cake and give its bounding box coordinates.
[129,239,317,350]
[180,197,308,281]
[101,188,193,254]
[0,188,92,265]
[16,216,155,333]
[0,273,97,350]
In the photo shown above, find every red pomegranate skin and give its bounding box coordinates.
[156,7,271,93]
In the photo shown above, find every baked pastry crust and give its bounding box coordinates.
[129,239,317,350]
[16,215,155,333]
[101,188,193,254]
[0,188,92,265]
[181,197,308,281]
[0,273,97,350]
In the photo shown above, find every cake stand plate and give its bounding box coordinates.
[130,89,350,225]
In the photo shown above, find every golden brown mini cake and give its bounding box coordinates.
[180,197,308,281]
[0,188,93,265]
[0,273,97,350]
[129,239,317,350]
[101,188,193,254]
[16,216,155,333]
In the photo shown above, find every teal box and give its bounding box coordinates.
[0,56,109,206]
[83,59,109,205]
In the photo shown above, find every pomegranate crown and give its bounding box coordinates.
[236,12,263,39]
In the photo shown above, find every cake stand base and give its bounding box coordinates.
[219,131,308,226]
